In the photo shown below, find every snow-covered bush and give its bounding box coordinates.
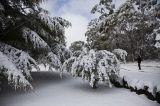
[63,49,120,88]
[112,75,160,102]
[113,49,127,63]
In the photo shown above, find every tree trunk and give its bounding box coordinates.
[92,80,98,89]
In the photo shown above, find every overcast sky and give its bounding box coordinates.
[41,0,125,47]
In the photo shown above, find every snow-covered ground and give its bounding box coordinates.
[0,60,160,106]
[121,60,160,74]
[120,60,160,87]
[0,71,159,106]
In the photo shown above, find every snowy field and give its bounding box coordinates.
[121,60,160,74]
[121,60,160,86]
[0,60,160,106]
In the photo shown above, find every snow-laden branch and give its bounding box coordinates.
[38,12,71,36]
[51,44,71,63]
[0,51,32,90]
[22,27,49,49]
[0,42,39,79]
[47,52,62,70]
[113,49,127,63]
[153,28,160,48]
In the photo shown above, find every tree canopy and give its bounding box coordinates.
[86,0,160,60]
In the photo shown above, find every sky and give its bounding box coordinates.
[41,0,125,47]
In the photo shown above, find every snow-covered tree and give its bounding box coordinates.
[86,0,116,50]
[151,27,160,58]
[63,49,120,88]
[151,27,160,49]
[86,0,160,61]
[113,49,127,63]
[69,41,89,57]
[91,0,115,18]
[51,43,71,63]
[0,0,71,90]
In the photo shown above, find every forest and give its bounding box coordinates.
[0,0,160,106]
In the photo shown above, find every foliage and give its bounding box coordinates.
[0,0,71,90]
[152,27,160,48]
[0,51,32,90]
[113,49,127,63]
[86,0,160,61]
[63,49,120,88]
[69,41,89,57]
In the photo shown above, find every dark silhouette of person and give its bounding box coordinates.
[137,55,142,70]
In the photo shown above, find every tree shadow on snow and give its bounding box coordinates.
[71,79,117,94]
[31,71,70,88]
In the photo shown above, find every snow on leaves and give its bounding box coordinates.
[155,42,160,48]
[0,42,39,79]
[91,0,115,15]
[0,51,32,89]
[38,11,56,31]
[69,41,88,57]
[23,27,49,49]
[38,12,71,39]
[51,44,71,64]
[0,0,71,91]
[113,49,127,63]
[47,52,62,70]
[151,28,160,48]
[0,3,4,11]
[63,49,120,88]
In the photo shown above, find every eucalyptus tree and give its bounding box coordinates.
[86,0,160,61]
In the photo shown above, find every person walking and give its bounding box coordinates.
[137,55,142,70]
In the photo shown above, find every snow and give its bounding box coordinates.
[0,42,39,79]
[155,42,160,48]
[152,28,160,48]
[155,34,160,41]
[32,64,50,72]
[120,60,160,95]
[0,72,159,106]
[121,60,160,74]
[0,52,32,89]
[38,11,56,31]
[38,12,71,36]
[47,52,62,69]
[63,49,120,88]
[0,3,4,11]
[51,44,71,63]
[113,49,127,63]
[31,53,62,72]
[23,27,49,49]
